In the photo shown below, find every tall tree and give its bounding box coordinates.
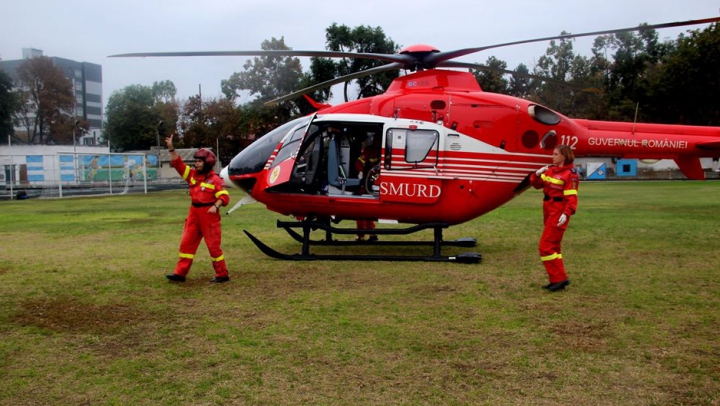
[531,34,579,113]
[179,95,245,165]
[104,84,169,151]
[14,56,74,144]
[471,56,509,94]
[507,63,535,98]
[221,37,304,124]
[590,26,673,121]
[322,24,400,101]
[645,23,720,125]
[152,80,177,103]
[0,69,18,141]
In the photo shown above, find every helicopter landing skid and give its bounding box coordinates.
[243,221,482,263]
[279,222,477,248]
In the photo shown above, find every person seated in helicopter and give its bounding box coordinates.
[354,133,381,241]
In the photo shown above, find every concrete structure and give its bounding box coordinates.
[0,48,103,145]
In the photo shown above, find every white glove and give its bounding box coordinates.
[557,213,568,227]
[536,166,549,176]
[358,172,363,180]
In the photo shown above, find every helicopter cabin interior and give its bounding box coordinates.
[287,122,381,196]
[282,120,441,198]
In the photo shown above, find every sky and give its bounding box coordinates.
[2,0,719,109]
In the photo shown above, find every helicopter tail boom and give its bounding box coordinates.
[572,118,720,179]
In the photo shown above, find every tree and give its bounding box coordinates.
[152,80,177,103]
[507,63,535,98]
[14,56,74,144]
[322,24,400,102]
[104,84,172,151]
[0,69,18,141]
[586,25,681,122]
[531,34,580,113]
[221,37,304,124]
[645,23,720,125]
[178,95,245,166]
[471,56,509,94]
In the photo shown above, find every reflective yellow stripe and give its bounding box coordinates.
[182,166,190,180]
[189,178,196,185]
[200,182,216,190]
[541,253,563,261]
[541,174,565,185]
[179,253,195,259]
[211,254,225,262]
[564,189,578,196]
[215,190,229,198]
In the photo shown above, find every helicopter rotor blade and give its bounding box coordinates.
[437,61,588,89]
[109,49,412,65]
[111,16,718,103]
[425,16,720,67]
[264,62,405,106]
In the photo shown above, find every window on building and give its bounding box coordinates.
[75,69,82,78]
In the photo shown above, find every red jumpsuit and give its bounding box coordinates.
[171,157,230,278]
[355,145,380,237]
[530,164,579,283]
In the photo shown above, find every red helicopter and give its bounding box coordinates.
[114,17,720,263]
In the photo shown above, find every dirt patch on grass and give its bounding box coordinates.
[550,320,611,352]
[13,296,154,335]
[10,296,178,359]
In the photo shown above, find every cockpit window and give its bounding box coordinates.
[227,116,310,176]
[271,120,311,168]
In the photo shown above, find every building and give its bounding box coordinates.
[0,48,103,146]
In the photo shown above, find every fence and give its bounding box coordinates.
[0,152,170,199]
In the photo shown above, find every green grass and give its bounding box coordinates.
[0,181,719,405]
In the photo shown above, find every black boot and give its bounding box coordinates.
[546,279,570,291]
[166,274,186,282]
[210,276,230,283]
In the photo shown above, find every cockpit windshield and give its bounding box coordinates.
[228,116,311,176]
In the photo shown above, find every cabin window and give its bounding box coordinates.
[406,130,437,163]
[385,128,438,168]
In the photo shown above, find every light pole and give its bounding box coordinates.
[157,120,164,148]
[73,120,80,184]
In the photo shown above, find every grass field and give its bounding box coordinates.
[0,181,718,405]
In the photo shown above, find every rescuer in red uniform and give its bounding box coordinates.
[355,134,381,241]
[165,134,231,283]
[529,145,579,291]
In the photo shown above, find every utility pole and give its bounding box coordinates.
[8,135,13,200]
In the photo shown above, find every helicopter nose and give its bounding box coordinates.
[220,166,234,188]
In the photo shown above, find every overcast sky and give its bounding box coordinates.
[2,0,718,108]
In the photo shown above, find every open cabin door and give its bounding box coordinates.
[267,118,386,195]
[264,115,315,190]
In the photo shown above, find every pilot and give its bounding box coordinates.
[354,133,381,241]
[529,144,579,292]
[164,134,231,283]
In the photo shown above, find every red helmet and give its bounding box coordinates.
[194,148,216,170]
